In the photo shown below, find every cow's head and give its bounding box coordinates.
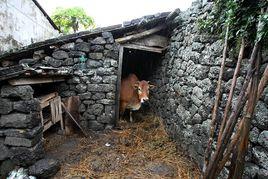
[134,81,155,103]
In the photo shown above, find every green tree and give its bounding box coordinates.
[52,7,95,34]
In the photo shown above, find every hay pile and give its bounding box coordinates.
[46,114,200,178]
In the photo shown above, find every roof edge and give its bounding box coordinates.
[32,0,60,32]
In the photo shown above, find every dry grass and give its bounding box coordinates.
[46,114,200,179]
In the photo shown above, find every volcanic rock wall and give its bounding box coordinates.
[0,32,119,176]
[150,1,268,178]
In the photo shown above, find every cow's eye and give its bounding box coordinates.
[138,87,141,91]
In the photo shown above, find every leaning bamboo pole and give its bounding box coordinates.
[203,25,229,172]
[217,38,245,145]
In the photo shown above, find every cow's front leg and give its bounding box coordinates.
[129,110,133,123]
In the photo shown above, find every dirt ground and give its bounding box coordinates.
[44,113,200,179]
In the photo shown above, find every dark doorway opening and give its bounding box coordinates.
[115,46,163,121]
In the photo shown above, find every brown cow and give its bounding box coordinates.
[120,73,154,122]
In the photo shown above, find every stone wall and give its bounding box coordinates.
[0,0,59,54]
[0,31,119,176]
[150,1,268,178]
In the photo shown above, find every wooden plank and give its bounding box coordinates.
[115,25,166,43]
[39,92,58,104]
[123,44,163,53]
[43,121,53,132]
[133,34,169,48]
[8,77,66,86]
[61,102,88,137]
[115,46,124,123]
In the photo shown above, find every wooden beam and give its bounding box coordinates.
[115,25,166,43]
[8,77,66,86]
[39,92,58,104]
[123,44,163,53]
[133,34,169,48]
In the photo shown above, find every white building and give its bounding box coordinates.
[0,0,59,54]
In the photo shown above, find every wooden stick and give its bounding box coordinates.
[61,102,88,137]
[115,25,166,43]
[230,49,260,179]
[203,38,260,179]
[204,25,229,172]
[217,38,245,144]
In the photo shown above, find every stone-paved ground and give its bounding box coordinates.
[44,113,200,178]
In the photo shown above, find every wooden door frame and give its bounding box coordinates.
[115,46,124,123]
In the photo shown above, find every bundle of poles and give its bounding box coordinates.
[202,8,268,179]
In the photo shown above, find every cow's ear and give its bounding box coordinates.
[133,82,139,89]
[149,84,156,89]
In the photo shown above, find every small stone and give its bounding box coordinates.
[28,158,60,178]
[249,127,260,144]
[3,125,43,139]
[86,60,102,68]
[0,98,13,114]
[0,142,9,160]
[60,42,75,50]
[98,99,114,105]
[76,38,84,43]
[92,93,105,100]
[252,146,268,170]
[97,67,115,75]
[106,92,115,100]
[19,58,38,65]
[43,56,62,67]
[89,53,103,60]
[87,104,104,115]
[75,84,87,93]
[91,75,102,83]
[258,169,268,179]
[146,162,177,177]
[4,133,42,147]
[91,45,104,52]
[91,37,106,45]
[62,58,74,66]
[74,42,90,52]
[68,51,86,58]
[102,75,117,83]
[88,121,104,131]
[52,50,69,59]
[78,92,92,100]
[258,131,268,150]
[87,84,116,92]
[253,101,268,130]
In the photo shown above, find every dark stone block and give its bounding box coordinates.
[83,100,95,105]
[97,99,114,105]
[89,53,103,60]
[92,93,105,100]
[75,84,87,93]
[87,84,116,92]
[28,158,60,178]
[60,42,75,50]
[97,67,115,75]
[10,141,45,166]
[82,112,96,121]
[1,85,33,100]
[4,133,42,147]
[79,92,92,100]
[102,75,117,83]
[43,56,62,67]
[68,51,86,58]
[52,50,69,59]
[0,142,10,160]
[3,125,43,139]
[86,60,102,68]
[62,58,75,66]
[91,45,104,52]
[0,112,40,129]
[87,104,104,115]
[91,37,106,45]
[0,98,13,114]
[0,160,15,179]
[97,114,113,124]
[74,42,90,52]
[88,121,104,131]
[13,99,41,113]
[19,58,38,65]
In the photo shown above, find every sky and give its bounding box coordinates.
[37,0,193,27]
